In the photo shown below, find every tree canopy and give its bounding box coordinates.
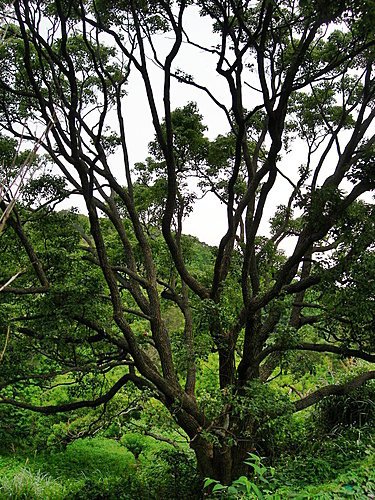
[0,0,374,483]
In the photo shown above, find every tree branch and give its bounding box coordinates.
[294,371,375,412]
[0,373,153,414]
[257,342,375,364]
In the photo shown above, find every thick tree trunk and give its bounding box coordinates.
[190,437,215,479]
[191,436,255,485]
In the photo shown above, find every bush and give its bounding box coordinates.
[274,452,375,498]
[31,437,139,499]
[121,433,148,459]
[315,381,375,433]
[204,453,275,499]
[0,436,201,499]
[271,423,374,491]
[68,475,137,500]
[137,447,201,499]
[0,404,58,453]
[41,437,136,479]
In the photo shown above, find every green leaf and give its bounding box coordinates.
[203,478,219,488]
[252,463,265,476]
[212,484,227,492]
[343,484,354,491]
[227,486,239,496]
[232,476,250,487]
[250,483,264,499]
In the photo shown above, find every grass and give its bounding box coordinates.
[273,452,375,498]
[0,468,67,500]
[0,438,137,499]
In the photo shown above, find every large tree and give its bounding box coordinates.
[0,0,375,483]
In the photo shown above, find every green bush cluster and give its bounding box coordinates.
[121,433,201,499]
[0,435,201,500]
[0,371,374,499]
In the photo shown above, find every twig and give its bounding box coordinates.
[0,326,11,363]
[0,269,25,292]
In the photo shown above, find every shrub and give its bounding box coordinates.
[271,423,374,491]
[138,447,200,499]
[121,433,148,459]
[68,475,137,500]
[204,453,275,499]
[42,437,136,479]
[274,451,375,498]
[314,381,375,433]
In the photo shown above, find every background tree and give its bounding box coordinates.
[0,0,374,483]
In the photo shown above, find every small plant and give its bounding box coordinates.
[204,453,275,499]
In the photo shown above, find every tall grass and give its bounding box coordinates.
[0,467,67,499]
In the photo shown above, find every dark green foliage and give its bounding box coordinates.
[315,381,375,432]
[121,432,148,459]
[271,423,374,495]
[21,173,68,208]
[0,436,201,500]
[37,438,136,478]
[0,402,59,453]
[137,447,201,500]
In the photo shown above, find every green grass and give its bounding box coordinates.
[36,437,136,478]
[0,438,137,499]
[0,468,67,500]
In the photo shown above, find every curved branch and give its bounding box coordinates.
[1,206,49,289]
[294,371,375,412]
[257,342,375,364]
[0,286,49,295]
[0,373,152,414]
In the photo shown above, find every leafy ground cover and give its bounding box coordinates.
[0,423,373,499]
[0,378,374,499]
[272,430,374,498]
[0,435,200,499]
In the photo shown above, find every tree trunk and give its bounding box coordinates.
[191,435,255,485]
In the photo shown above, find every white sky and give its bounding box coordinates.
[122,27,231,245]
